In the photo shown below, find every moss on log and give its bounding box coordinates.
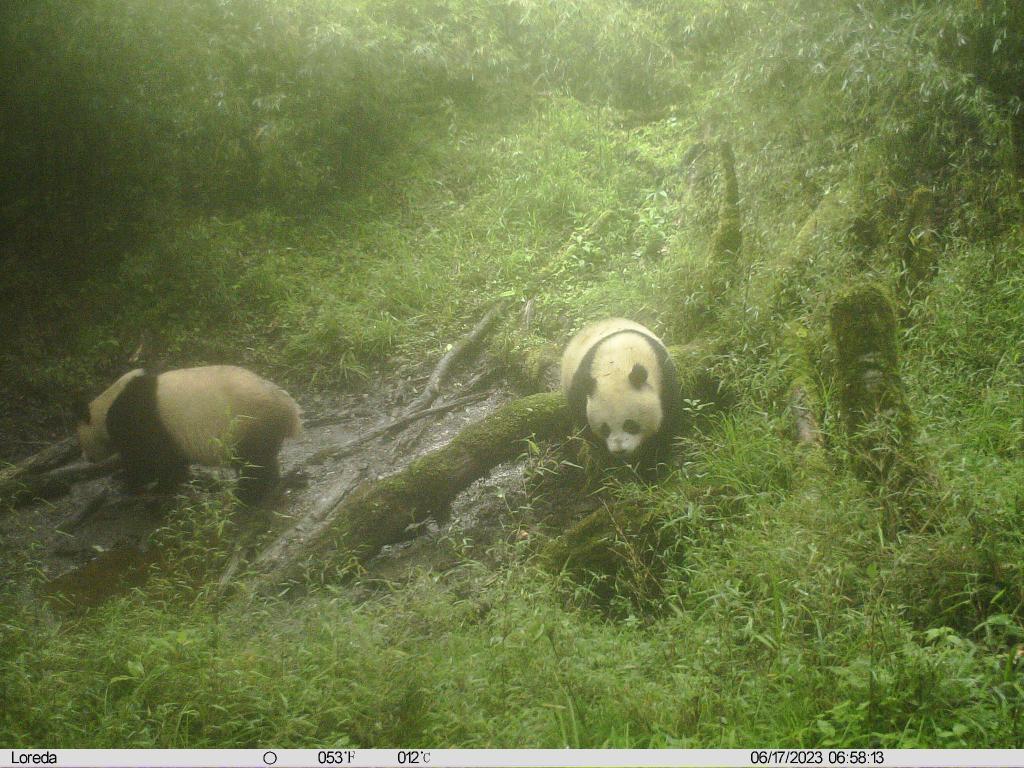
[312,391,573,569]
[252,339,731,589]
[541,503,661,603]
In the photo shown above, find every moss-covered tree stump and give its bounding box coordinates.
[541,503,663,605]
[830,285,907,434]
[829,283,934,531]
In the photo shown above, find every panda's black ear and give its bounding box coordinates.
[73,398,91,424]
[629,363,648,389]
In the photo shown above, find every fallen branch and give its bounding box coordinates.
[0,436,79,493]
[401,303,505,415]
[2,456,120,508]
[307,391,490,465]
[0,437,98,507]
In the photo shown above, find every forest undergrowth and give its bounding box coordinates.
[1,0,1023,747]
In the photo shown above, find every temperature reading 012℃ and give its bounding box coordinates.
[397,751,431,764]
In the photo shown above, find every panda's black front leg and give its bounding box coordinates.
[108,373,189,495]
[154,459,190,493]
[119,452,188,495]
[120,453,159,494]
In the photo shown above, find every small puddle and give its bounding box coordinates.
[43,545,159,609]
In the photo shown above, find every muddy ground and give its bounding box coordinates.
[0,367,569,608]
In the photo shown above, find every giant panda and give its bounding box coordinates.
[76,365,302,503]
[560,318,679,469]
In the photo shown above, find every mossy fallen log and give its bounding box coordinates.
[252,391,573,585]
[326,391,572,565]
[253,342,729,587]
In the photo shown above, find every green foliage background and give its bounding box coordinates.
[2,0,1024,748]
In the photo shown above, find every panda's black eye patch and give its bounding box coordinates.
[623,419,641,434]
[598,423,611,438]
[629,364,648,388]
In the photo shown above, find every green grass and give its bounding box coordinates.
[3,548,1021,746]
[3,0,1024,748]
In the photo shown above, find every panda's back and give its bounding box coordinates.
[560,318,655,392]
[155,366,300,466]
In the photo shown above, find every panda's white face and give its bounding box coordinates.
[585,337,663,460]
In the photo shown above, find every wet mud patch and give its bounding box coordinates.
[1,369,534,607]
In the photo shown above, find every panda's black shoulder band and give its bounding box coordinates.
[592,328,670,357]
[72,398,91,424]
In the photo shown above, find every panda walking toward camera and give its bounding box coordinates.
[561,318,679,470]
[76,365,302,504]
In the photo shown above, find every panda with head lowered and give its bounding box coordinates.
[561,318,679,470]
[76,365,302,504]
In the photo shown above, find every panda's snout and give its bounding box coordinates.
[607,438,638,459]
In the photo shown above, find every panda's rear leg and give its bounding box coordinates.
[235,417,289,505]
[235,450,280,505]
